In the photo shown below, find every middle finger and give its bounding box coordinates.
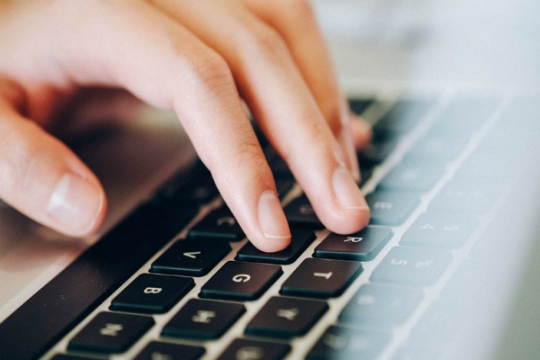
[151,0,370,234]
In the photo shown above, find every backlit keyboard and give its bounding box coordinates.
[4,93,533,360]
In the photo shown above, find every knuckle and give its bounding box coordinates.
[284,118,332,162]
[308,119,333,144]
[276,0,315,21]
[288,0,315,15]
[210,136,271,186]
[226,134,267,171]
[243,26,289,61]
[184,50,234,92]
[0,127,37,193]
[320,100,345,136]
[237,138,267,168]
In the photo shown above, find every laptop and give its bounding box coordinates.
[1,0,539,359]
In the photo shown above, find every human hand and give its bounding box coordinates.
[0,0,370,252]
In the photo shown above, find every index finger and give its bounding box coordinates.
[150,0,370,234]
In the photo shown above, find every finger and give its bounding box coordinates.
[0,99,106,237]
[2,0,292,251]
[54,1,291,251]
[350,112,373,151]
[238,0,360,179]
[151,0,370,234]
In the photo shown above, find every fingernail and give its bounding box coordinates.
[332,166,368,210]
[258,190,291,240]
[47,174,104,236]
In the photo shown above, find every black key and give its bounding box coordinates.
[50,355,97,360]
[428,96,499,133]
[429,180,499,216]
[0,199,198,360]
[134,341,205,360]
[236,228,315,264]
[406,301,464,352]
[110,274,194,314]
[307,325,390,360]
[339,284,423,328]
[359,164,375,186]
[284,195,324,229]
[400,211,479,249]
[371,247,453,286]
[68,312,154,354]
[245,296,328,339]
[189,207,244,241]
[280,258,362,298]
[275,177,295,199]
[378,161,446,192]
[162,299,245,339]
[366,190,420,225]
[314,226,393,261]
[266,149,293,179]
[375,99,435,134]
[357,141,397,165]
[151,239,231,276]
[405,131,470,163]
[454,151,510,187]
[218,339,291,360]
[370,123,401,147]
[349,98,374,115]
[200,261,282,301]
[155,165,218,205]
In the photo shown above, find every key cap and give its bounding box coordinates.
[358,141,397,165]
[428,96,499,133]
[275,177,295,200]
[218,339,291,360]
[154,164,218,205]
[454,152,510,188]
[151,239,231,276]
[307,325,390,360]
[200,261,282,301]
[366,190,420,225]
[349,98,374,115]
[67,312,154,354]
[375,99,435,134]
[110,274,194,314]
[405,131,470,163]
[134,341,205,360]
[236,228,315,264]
[405,301,464,353]
[162,299,245,340]
[339,284,423,329]
[400,211,479,249]
[50,355,97,360]
[245,296,328,339]
[371,247,453,286]
[189,207,244,241]
[429,179,500,216]
[280,258,362,298]
[265,149,293,180]
[378,161,446,192]
[359,163,375,186]
[284,195,324,229]
[314,226,393,261]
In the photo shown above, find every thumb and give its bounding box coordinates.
[0,103,107,237]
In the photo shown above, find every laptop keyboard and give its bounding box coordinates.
[8,93,530,360]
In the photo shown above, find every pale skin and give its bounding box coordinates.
[0,0,372,252]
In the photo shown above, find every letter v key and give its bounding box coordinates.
[184,251,201,259]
